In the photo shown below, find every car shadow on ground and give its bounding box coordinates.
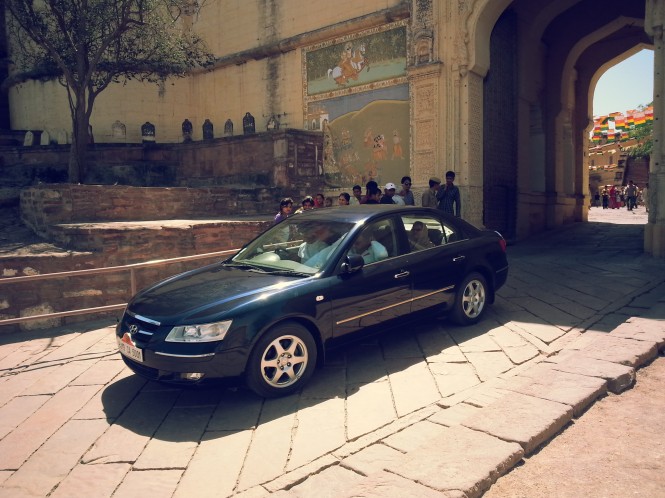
[99,312,503,442]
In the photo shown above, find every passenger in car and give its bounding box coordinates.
[349,229,388,264]
[408,221,435,251]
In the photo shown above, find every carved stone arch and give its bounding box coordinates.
[560,19,650,226]
[562,17,646,115]
[578,41,652,221]
[468,0,512,77]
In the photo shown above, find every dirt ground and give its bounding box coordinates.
[484,355,665,497]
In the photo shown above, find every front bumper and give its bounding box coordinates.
[116,313,249,383]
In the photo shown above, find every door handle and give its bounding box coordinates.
[453,256,466,262]
[394,271,410,279]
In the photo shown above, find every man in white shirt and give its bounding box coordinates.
[349,229,388,264]
[298,224,330,262]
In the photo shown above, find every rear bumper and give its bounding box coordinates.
[495,266,509,292]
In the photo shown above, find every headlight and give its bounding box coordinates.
[165,320,232,343]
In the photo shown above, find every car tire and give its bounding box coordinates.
[451,272,488,325]
[245,322,317,398]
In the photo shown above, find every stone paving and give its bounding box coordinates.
[1,206,664,497]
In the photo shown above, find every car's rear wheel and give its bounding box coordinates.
[245,322,317,398]
[451,272,488,325]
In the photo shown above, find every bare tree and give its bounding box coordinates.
[4,0,213,183]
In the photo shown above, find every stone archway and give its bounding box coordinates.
[463,0,660,247]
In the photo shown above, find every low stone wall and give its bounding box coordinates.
[20,184,279,237]
[0,219,272,334]
[1,129,325,188]
[0,253,223,334]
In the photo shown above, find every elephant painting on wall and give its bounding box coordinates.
[307,85,410,188]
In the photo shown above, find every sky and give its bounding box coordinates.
[593,49,654,117]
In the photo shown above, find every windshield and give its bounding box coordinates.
[230,217,356,275]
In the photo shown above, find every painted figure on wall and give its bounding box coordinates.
[305,23,407,95]
[328,42,370,86]
[392,130,403,159]
[372,134,387,161]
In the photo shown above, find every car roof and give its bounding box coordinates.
[290,205,440,224]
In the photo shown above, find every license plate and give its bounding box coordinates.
[117,335,144,363]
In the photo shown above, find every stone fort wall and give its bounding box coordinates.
[7,1,409,143]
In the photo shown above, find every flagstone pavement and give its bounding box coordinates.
[0,206,664,497]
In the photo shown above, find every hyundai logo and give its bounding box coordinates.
[129,324,139,335]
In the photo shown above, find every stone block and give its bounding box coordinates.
[462,391,573,455]
[342,470,457,498]
[543,351,635,393]
[341,443,404,476]
[505,364,607,417]
[611,317,665,351]
[272,465,365,498]
[383,420,447,453]
[385,425,523,498]
[578,334,658,368]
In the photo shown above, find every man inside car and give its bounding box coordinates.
[297,223,331,262]
[349,228,388,264]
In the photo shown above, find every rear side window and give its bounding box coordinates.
[400,215,462,253]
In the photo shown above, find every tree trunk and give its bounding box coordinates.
[67,89,90,183]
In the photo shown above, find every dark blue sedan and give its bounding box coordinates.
[117,206,508,397]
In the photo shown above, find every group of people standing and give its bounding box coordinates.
[274,172,462,224]
[597,181,648,212]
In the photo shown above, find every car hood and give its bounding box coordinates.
[128,263,305,324]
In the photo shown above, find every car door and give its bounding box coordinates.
[400,213,466,314]
[328,217,413,339]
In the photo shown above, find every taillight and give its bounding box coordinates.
[498,238,507,252]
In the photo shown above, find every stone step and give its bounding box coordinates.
[47,218,272,265]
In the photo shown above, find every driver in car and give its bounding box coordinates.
[349,229,388,264]
[297,223,347,269]
[298,224,331,261]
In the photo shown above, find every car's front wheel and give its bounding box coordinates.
[451,272,488,325]
[245,322,317,398]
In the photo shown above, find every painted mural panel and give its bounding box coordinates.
[305,24,407,96]
[310,85,409,188]
[303,21,409,189]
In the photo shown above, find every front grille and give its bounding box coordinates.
[119,311,164,345]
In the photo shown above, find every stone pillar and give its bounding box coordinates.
[645,0,665,257]
[438,0,485,227]
[461,70,485,227]
[408,64,442,195]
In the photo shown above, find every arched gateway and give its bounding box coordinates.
[5,0,664,255]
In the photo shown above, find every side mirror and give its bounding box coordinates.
[341,253,364,273]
